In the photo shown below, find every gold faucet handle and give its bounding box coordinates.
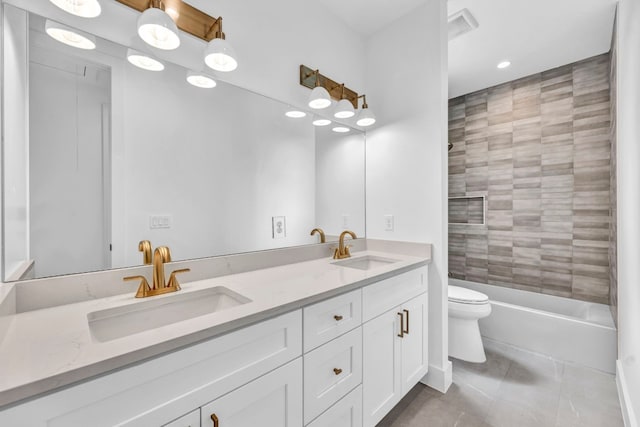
[124,275,151,298]
[167,268,191,290]
[345,245,352,257]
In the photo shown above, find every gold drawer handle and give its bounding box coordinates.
[397,312,405,337]
[333,368,343,375]
[403,309,410,334]
[334,315,343,321]
[211,413,219,427]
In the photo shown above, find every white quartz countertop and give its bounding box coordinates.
[0,249,429,408]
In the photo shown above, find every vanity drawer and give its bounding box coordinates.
[307,385,362,427]
[363,267,427,321]
[304,327,362,424]
[303,289,362,352]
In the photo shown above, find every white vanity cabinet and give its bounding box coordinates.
[200,358,303,427]
[0,264,429,427]
[362,268,429,427]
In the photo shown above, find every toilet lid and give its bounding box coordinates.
[448,286,489,304]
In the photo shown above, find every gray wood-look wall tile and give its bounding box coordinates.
[448,52,614,305]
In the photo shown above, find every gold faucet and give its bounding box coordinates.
[138,240,152,265]
[124,245,190,298]
[333,230,357,259]
[310,227,326,243]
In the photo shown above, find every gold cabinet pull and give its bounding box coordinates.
[403,309,410,334]
[333,368,343,375]
[334,315,343,321]
[397,312,405,338]
[211,413,219,427]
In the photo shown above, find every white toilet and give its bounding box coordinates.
[448,285,492,363]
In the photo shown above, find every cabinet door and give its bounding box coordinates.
[200,358,302,427]
[307,385,362,427]
[400,293,428,394]
[362,309,402,427]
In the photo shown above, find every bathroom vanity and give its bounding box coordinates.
[0,242,430,427]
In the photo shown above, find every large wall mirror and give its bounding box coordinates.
[1,4,366,282]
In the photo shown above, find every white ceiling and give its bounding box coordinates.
[316,0,616,98]
[316,0,429,36]
[448,0,617,98]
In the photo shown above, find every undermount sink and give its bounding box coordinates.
[332,255,399,271]
[88,286,251,342]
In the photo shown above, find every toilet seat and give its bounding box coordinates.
[448,285,489,305]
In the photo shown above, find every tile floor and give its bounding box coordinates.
[377,339,623,427]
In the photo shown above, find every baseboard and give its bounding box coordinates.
[617,360,639,427]
[421,361,452,393]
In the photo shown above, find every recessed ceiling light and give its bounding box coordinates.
[285,110,306,118]
[332,126,350,133]
[497,61,511,69]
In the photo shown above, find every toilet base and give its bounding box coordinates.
[448,316,487,363]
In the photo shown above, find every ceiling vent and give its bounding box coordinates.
[448,8,478,41]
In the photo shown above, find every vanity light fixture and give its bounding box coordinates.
[285,110,307,118]
[497,60,511,69]
[45,20,96,50]
[312,116,331,126]
[204,18,238,72]
[127,48,164,71]
[334,84,356,119]
[356,94,376,127]
[49,0,102,18]
[137,0,181,50]
[186,71,217,88]
[307,69,332,109]
[332,126,350,133]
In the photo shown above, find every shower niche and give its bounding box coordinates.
[448,196,485,225]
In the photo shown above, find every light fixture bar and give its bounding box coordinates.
[300,64,358,109]
[115,0,222,42]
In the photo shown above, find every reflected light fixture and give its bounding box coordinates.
[204,18,238,72]
[312,116,331,126]
[49,0,101,18]
[186,71,217,88]
[332,126,350,133]
[356,94,376,127]
[334,84,355,119]
[497,60,511,69]
[285,110,306,118]
[45,20,96,50]
[137,0,180,50]
[308,69,332,110]
[127,48,164,71]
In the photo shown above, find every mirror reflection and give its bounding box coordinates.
[2,7,366,281]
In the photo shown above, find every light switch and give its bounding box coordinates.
[149,215,172,229]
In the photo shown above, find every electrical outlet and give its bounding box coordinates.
[149,215,172,229]
[342,214,349,228]
[384,214,394,231]
[272,216,286,239]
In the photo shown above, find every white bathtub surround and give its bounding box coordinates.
[0,240,431,408]
[450,279,617,373]
[447,286,492,363]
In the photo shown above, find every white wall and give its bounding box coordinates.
[364,0,451,391]
[615,0,640,424]
[315,128,366,238]
[1,5,29,279]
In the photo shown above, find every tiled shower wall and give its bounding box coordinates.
[448,53,613,304]
[609,22,618,319]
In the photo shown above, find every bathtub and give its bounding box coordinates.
[449,279,617,373]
